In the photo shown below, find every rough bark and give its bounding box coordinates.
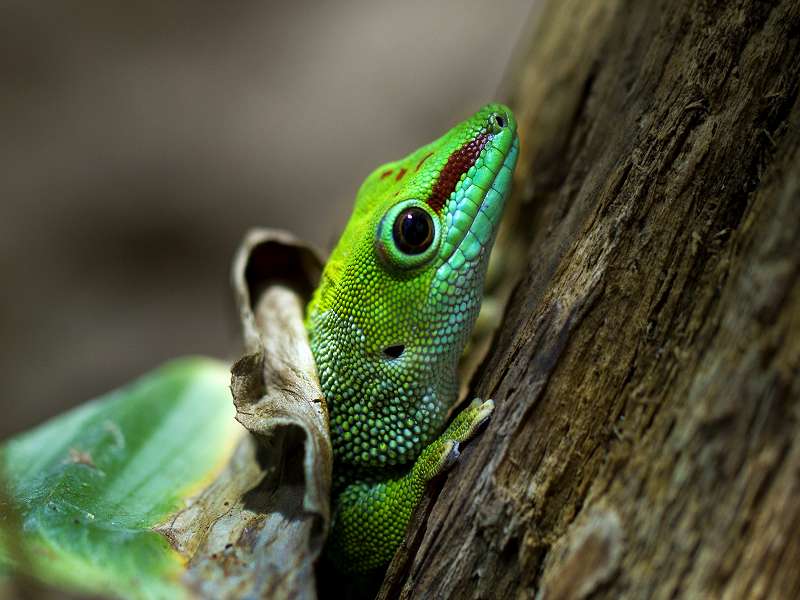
[380,1,800,598]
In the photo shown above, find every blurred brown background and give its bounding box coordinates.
[0,0,534,438]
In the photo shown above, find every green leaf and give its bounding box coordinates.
[0,357,242,599]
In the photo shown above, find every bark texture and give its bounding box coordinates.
[380,1,800,598]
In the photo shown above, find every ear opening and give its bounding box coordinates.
[382,345,405,359]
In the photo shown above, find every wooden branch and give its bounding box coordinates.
[381,1,800,597]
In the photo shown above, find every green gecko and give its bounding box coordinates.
[306,104,519,573]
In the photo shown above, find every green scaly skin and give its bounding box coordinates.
[306,104,519,573]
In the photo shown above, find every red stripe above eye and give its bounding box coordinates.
[426,132,490,214]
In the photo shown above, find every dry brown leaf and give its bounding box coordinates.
[159,228,331,600]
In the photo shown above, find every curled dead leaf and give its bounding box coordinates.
[159,228,331,600]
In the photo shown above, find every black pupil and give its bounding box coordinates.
[394,208,433,254]
[495,115,505,128]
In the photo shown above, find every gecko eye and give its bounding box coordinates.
[393,207,434,254]
[376,198,441,271]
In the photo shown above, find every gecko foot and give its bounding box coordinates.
[445,398,495,445]
[414,399,494,482]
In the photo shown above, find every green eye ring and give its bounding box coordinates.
[376,199,442,271]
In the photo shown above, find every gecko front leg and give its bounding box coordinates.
[328,399,494,573]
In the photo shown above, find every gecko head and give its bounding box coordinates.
[363,104,519,362]
[310,104,518,368]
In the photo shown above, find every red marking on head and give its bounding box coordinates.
[380,169,393,179]
[395,168,408,181]
[415,152,434,172]
[427,132,490,214]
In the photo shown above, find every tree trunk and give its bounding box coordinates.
[379,1,800,598]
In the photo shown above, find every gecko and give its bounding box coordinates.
[306,104,519,573]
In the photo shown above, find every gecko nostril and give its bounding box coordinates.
[383,345,405,359]
[488,113,507,133]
